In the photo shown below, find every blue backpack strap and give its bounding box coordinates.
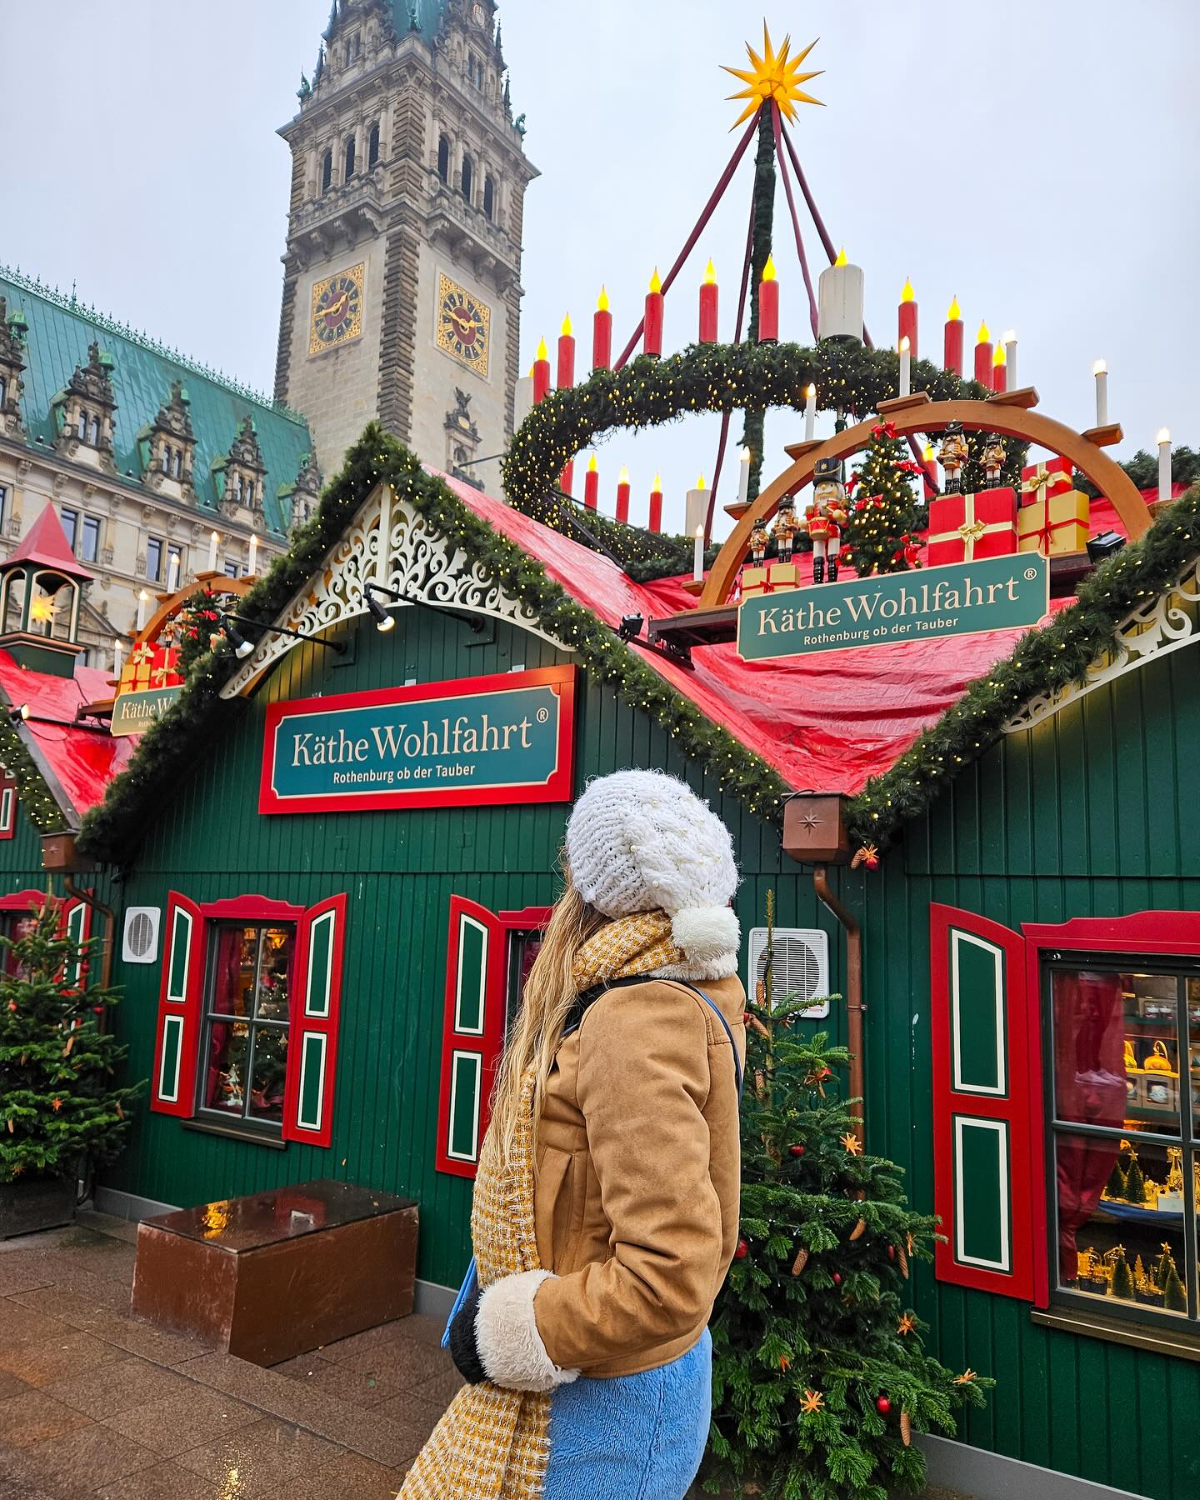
[683,984,744,1100]
[441,1255,478,1349]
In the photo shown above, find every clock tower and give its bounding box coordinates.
[274,0,536,484]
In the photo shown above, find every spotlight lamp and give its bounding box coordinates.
[364,583,396,633]
[618,614,645,642]
[224,620,256,661]
[1086,530,1125,565]
[365,580,484,635]
[221,612,346,657]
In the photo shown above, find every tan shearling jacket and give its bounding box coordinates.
[530,973,746,1379]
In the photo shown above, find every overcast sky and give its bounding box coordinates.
[2,0,1195,537]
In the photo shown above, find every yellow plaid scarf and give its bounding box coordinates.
[571,909,684,991]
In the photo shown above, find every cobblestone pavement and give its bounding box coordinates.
[0,1212,974,1499]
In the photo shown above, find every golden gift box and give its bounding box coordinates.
[1017,489,1090,557]
[741,562,801,599]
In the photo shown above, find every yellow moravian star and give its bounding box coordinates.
[723,23,824,128]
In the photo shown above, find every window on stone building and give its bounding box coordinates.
[483,175,495,220]
[224,560,239,579]
[146,537,164,583]
[461,153,474,204]
[172,449,182,479]
[322,149,333,193]
[0,487,6,531]
[437,134,450,182]
[0,375,7,407]
[345,135,356,181]
[77,411,88,441]
[89,415,101,446]
[60,508,79,551]
[167,544,183,586]
[160,448,171,475]
[79,515,101,564]
[368,122,380,169]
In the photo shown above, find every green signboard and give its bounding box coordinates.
[259,666,576,814]
[737,553,1050,662]
[111,686,184,738]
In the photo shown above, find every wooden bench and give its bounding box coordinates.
[131,1178,419,1366]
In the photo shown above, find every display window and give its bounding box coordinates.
[149,892,347,1148]
[0,765,16,839]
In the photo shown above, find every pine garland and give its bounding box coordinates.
[0,721,71,835]
[78,427,792,864]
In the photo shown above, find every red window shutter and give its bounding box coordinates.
[282,893,347,1148]
[151,893,204,1117]
[436,896,507,1179]
[930,902,1043,1302]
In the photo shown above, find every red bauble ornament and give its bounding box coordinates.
[92,1005,105,1015]
[876,1396,892,1415]
[789,1144,805,1157]
[888,1244,896,1261]
[832,1272,842,1285]
[743,1011,752,1024]
[734,1238,749,1260]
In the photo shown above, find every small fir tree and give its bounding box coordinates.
[841,423,924,578]
[1163,1262,1187,1313]
[1109,1249,1135,1301]
[1104,1159,1127,1200]
[1123,1153,1146,1205]
[702,903,989,1500]
[0,899,141,1185]
[1156,1247,1177,1292]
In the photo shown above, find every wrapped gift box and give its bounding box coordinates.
[741,562,801,599]
[1017,490,1090,556]
[117,644,183,695]
[1020,457,1074,509]
[927,488,1017,567]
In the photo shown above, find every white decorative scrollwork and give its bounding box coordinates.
[220,484,559,698]
[1003,557,1200,732]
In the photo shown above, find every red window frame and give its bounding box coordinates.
[0,767,17,839]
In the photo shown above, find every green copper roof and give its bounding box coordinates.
[0,268,314,538]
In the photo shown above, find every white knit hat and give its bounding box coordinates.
[566,770,740,972]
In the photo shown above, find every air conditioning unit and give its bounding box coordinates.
[122,907,162,965]
[746,927,830,1019]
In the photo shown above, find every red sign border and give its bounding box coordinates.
[258,665,577,815]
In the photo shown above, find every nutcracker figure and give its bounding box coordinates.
[981,435,1007,488]
[938,420,970,495]
[800,457,848,584]
[771,494,798,564]
[748,517,769,568]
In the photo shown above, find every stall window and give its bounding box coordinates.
[150,892,347,1147]
[0,765,16,839]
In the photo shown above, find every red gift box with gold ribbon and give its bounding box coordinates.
[1019,457,1073,509]
[117,644,183,696]
[926,489,1018,567]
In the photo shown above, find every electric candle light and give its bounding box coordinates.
[248,533,258,576]
[583,452,599,511]
[685,473,708,540]
[616,464,631,524]
[992,341,1007,394]
[113,638,123,678]
[804,384,816,442]
[644,269,664,358]
[167,551,180,592]
[737,446,751,507]
[944,294,964,376]
[817,247,864,341]
[758,255,779,343]
[1003,330,1017,390]
[693,525,705,582]
[899,336,912,399]
[1158,428,1172,503]
[648,473,663,534]
[558,315,576,494]
[699,259,719,344]
[593,287,612,371]
[898,277,918,360]
[974,320,993,388]
[532,337,551,404]
[136,589,148,631]
[1093,360,1109,426]
[208,530,219,572]
[513,364,534,429]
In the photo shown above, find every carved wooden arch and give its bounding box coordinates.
[699,399,1152,609]
[135,573,258,649]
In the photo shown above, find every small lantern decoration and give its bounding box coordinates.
[938,421,970,495]
[800,457,848,584]
[981,436,1007,489]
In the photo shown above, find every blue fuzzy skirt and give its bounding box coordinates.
[541,1329,712,1500]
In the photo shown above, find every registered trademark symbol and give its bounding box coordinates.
[536,707,550,723]
[1023,567,1038,581]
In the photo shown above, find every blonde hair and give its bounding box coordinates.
[483,872,605,1170]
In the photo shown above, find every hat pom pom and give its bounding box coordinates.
[671,905,740,962]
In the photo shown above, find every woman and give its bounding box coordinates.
[403,769,746,1500]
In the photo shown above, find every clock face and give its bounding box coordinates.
[308,264,365,355]
[436,274,491,376]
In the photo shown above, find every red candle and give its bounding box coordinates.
[648,473,663,533]
[644,269,664,358]
[991,342,1007,394]
[593,287,612,371]
[699,259,719,344]
[583,453,599,510]
[898,278,918,361]
[758,255,779,343]
[616,465,631,524]
[532,337,551,403]
[943,295,964,376]
[557,315,576,494]
[973,321,993,389]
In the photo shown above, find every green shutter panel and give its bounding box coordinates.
[150,893,203,1117]
[437,896,506,1178]
[62,898,90,990]
[282,894,347,1148]
[930,903,1041,1302]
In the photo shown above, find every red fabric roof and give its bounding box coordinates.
[439,474,1136,796]
[0,655,134,818]
[6,504,95,582]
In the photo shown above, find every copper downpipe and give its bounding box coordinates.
[811,865,864,1145]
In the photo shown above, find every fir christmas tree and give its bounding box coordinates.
[1163,1261,1187,1313]
[1109,1248,1135,1301]
[1104,1158,1127,1200]
[0,899,141,1186]
[841,422,924,578]
[1123,1152,1146,1205]
[1156,1245,1177,1293]
[701,901,989,1500]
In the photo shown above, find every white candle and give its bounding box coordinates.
[208,531,219,572]
[817,249,865,342]
[248,534,259,576]
[167,552,180,593]
[113,639,123,678]
[898,338,911,399]
[693,525,704,582]
[136,590,148,632]
[804,383,817,442]
[1157,428,1172,502]
[1093,360,1108,427]
[684,475,708,539]
[1003,330,1017,390]
[737,447,751,507]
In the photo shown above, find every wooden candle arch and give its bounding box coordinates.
[698,396,1151,609]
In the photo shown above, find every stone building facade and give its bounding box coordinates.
[274,0,536,484]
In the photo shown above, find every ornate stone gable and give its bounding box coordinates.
[217,415,268,521]
[142,380,197,499]
[0,297,27,439]
[52,342,118,473]
[288,452,324,531]
[444,386,481,481]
